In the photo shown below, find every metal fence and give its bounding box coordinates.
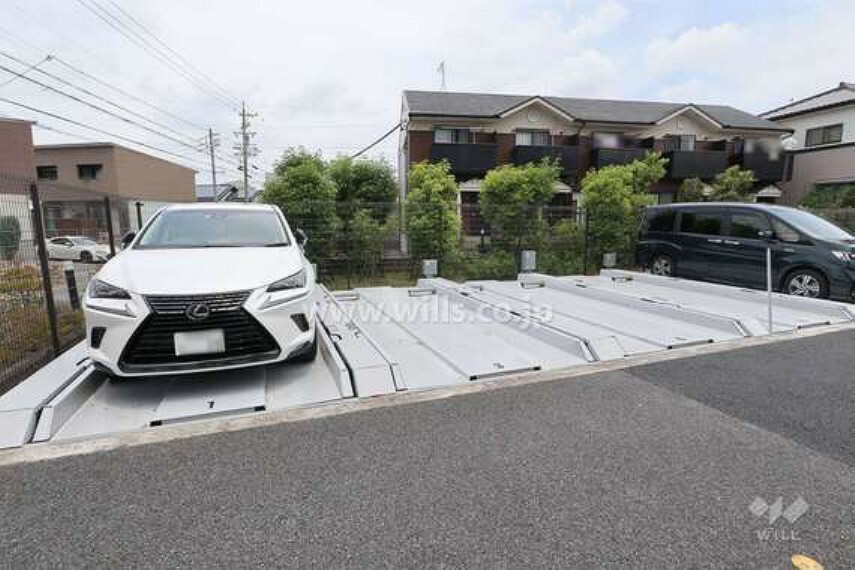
[0,170,172,394]
[278,200,635,291]
[0,185,640,394]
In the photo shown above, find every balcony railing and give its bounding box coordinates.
[512,145,579,177]
[592,147,648,168]
[430,143,497,175]
[666,150,728,180]
[741,151,785,182]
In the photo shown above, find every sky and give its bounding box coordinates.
[0,0,851,188]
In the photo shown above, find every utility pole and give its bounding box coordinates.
[207,128,219,190]
[235,101,259,201]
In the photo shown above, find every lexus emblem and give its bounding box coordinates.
[185,303,211,321]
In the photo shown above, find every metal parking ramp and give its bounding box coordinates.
[477,274,749,348]
[2,274,852,451]
[591,270,855,332]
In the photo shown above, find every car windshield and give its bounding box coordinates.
[69,237,98,246]
[772,209,854,241]
[136,209,289,249]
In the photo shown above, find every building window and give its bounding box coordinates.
[515,130,550,146]
[434,128,470,144]
[77,164,103,181]
[664,134,696,151]
[805,124,843,147]
[36,165,58,180]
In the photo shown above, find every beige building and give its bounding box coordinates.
[34,143,196,202]
[33,143,195,237]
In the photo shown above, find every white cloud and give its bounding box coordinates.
[0,0,630,180]
[645,23,749,77]
[644,0,855,113]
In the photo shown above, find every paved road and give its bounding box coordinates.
[2,332,855,567]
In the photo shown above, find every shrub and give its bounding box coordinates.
[404,162,460,266]
[0,216,21,261]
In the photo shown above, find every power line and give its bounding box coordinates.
[351,123,402,159]
[0,49,200,145]
[0,59,211,154]
[0,54,51,87]
[0,95,213,169]
[53,56,207,130]
[103,0,240,107]
[73,0,238,110]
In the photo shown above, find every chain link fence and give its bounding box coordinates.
[0,170,175,394]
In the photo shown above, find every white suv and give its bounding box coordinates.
[83,204,317,377]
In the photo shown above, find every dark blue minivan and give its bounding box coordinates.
[636,203,855,301]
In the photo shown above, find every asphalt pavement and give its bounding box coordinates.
[2,332,855,567]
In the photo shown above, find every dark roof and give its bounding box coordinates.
[762,82,855,120]
[403,90,788,132]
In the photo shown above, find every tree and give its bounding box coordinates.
[261,148,339,261]
[580,153,663,269]
[348,208,386,276]
[404,161,460,265]
[676,178,707,203]
[710,165,755,202]
[479,160,560,255]
[840,186,855,208]
[328,156,397,221]
[627,151,668,194]
[0,216,21,261]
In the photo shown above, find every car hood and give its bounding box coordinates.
[95,246,305,295]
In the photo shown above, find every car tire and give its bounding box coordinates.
[649,253,675,277]
[80,251,93,263]
[290,330,318,363]
[783,269,828,299]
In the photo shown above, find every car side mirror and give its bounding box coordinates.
[120,231,136,250]
[295,228,308,248]
[758,230,776,242]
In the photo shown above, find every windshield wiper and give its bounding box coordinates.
[264,242,290,247]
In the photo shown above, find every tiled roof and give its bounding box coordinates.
[404,90,788,132]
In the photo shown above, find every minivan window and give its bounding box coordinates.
[770,218,800,243]
[679,211,722,235]
[647,210,676,232]
[729,212,770,239]
[772,208,854,241]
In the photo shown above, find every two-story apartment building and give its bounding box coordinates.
[399,90,790,232]
[762,82,855,205]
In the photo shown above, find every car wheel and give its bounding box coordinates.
[80,251,93,263]
[783,269,828,299]
[290,330,318,363]
[650,253,675,277]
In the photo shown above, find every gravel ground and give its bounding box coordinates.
[2,333,855,567]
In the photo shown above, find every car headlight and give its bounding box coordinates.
[88,279,131,299]
[267,269,306,292]
[831,251,855,262]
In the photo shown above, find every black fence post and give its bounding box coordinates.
[135,201,143,230]
[29,183,61,357]
[104,195,116,257]
[582,210,590,275]
[65,264,80,311]
[344,218,352,290]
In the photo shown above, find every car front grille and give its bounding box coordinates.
[119,290,280,372]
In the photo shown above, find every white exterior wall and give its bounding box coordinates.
[773,105,855,149]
